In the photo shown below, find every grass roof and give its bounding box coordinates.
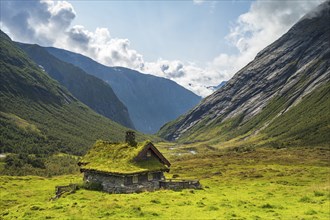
[79,140,169,174]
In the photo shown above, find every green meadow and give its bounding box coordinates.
[1,145,329,219]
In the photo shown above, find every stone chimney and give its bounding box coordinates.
[125,130,137,147]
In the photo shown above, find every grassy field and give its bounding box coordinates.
[1,145,329,219]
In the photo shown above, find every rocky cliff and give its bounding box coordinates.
[159,1,330,145]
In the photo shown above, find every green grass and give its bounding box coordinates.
[263,81,330,147]
[1,146,329,219]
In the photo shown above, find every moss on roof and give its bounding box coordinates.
[79,140,169,174]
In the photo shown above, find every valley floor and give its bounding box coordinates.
[0,146,329,219]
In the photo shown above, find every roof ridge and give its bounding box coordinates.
[79,140,170,174]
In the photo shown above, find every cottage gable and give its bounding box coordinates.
[135,142,171,167]
[79,140,170,175]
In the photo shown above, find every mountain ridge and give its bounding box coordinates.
[17,43,134,129]
[44,46,201,134]
[158,1,330,146]
[0,30,150,156]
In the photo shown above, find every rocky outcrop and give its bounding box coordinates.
[159,1,330,141]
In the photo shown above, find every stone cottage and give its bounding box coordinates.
[78,131,172,193]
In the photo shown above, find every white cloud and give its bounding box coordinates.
[0,0,76,45]
[143,59,224,97]
[211,0,324,79]
[62,25,144,70]
[0,0,325,97]
[0,0,144,72]
[144,0,323,97]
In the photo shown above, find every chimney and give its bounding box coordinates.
[125,130,137,147]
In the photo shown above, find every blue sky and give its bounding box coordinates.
[0,0,323,96]
[70,1,252,63]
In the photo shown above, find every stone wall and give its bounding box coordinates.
[159,179,202,190]
[83,171,164,193]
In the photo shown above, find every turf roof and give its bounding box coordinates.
[79,140,169,174]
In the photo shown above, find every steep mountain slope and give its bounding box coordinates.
[17,43,134,129]
[0,30,148,156]
[207,81,227,92]
[158,1,330,147]
[44,47,201,134]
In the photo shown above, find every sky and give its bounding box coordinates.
[0,0,324,97]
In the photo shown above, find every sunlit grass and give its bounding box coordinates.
[1,146,329,219]
[80,140,168,174]
[0,112,41,134]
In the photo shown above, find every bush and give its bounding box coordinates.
[4,154,45,169]
[1,153,79,176]
[231,145,255,153]
[314,191,324,197]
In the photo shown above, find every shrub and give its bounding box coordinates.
[1,153,80,176]
[314,191,324,197]
[231,145,255,153]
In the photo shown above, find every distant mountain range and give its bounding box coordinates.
[159,1,330,148]
[44,47,201,134]
[17,43,134,129]
[0,30,150,156]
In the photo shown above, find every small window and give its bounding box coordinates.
[133,175,138,184]
[147,150,151,157]
[148,173,153,181]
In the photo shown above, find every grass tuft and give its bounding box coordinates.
[260,203,274,209]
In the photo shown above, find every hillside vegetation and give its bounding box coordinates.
[17,43,134,129]
[0,30,152,158]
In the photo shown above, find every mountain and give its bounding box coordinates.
[206,81,227,92]
[0,30,149,156]
[215,81,227,90]
[16,43,134,129]
[158,1,330,147]
[44,47,201,134]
